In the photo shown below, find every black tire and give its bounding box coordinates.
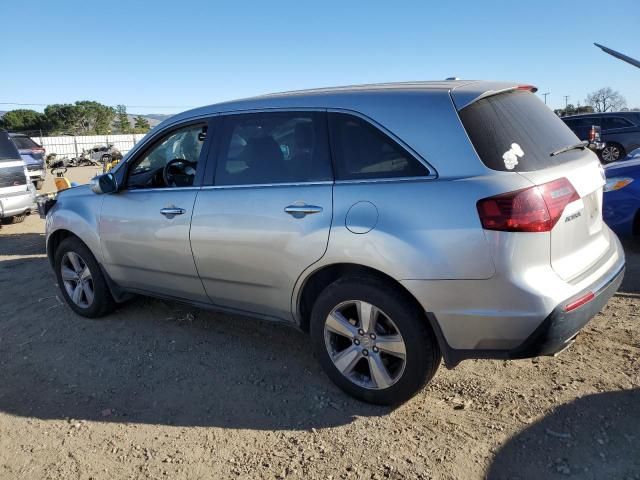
[35,180,44,190]
[600,143,626,163]
[310,276,441,405]
[2,213,27,224]
[54,237,116,318]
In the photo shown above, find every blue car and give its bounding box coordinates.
[603,150,640,236]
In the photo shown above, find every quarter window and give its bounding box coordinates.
[328,113,428,180]
[214,112,332,186]
[127,124,206,189]
[602,117,634,130]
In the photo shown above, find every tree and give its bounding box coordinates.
[43,101,115,135]
[554,104,594,117]
[115,104,131,133]
[133,115,150,133]
[0,109,48,133]
[586,87,627,113]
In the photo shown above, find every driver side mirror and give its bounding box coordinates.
[91,172,118,194]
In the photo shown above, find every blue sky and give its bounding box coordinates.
[2,0,639,115]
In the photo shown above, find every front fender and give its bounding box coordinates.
[45,185,105,264]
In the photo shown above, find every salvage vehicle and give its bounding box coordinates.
[0,130,37,224]
[603,150,640,236]
[44,81,625,404]
[9,133,46,190]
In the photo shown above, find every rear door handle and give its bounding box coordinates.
[160,207,186,217]
[284,204,323,217]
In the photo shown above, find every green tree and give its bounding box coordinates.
[44,101,115,135]
[115,104,131,133]
[133,115,151,133]
[0,109,48,133]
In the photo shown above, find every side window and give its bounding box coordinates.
[128,124,206,189]
[328,113,428,180]
[214,112,332,186]
[602,116,634,130]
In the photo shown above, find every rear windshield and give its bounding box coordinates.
[0,133,21,162]
[10,136,39,150]
[459,90,581,172]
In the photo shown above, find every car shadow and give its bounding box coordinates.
[486,388,640,479]
[619,238,640,295]
[0,256,387,430]
[0,231,46,256]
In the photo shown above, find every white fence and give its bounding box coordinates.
[32,133,147,159]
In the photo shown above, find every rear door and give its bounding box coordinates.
[190,111,333,320]
[458,89,611,281]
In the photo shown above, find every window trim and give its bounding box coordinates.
[206,110,334,188]
[327,109,435,182]
[602,116,635,130]
[120,118,214,192]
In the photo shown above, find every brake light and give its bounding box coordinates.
[563,291,594,312]
[477,178,580,232]
[517,84,538,93]
[589,127,596,142]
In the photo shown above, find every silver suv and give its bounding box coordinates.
[45,81,625,405]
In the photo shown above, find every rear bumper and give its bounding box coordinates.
[426,260,625,368]
[0,191,37,218]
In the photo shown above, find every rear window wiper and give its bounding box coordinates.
[550,141,589,157]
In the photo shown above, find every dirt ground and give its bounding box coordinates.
[0,167,638,479]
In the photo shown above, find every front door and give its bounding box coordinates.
[99,122,211,303]
[190,111,333,320]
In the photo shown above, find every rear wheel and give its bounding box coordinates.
[54,237,116,318]
[2,213,27,224]
[310,276,441,405]
[600,143,625,163]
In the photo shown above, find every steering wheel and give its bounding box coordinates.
[163,158,197,187]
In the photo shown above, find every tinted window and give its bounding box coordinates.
[329,113,427,180]
[602,116,634,130]
[215,112,331,186]
[11,136,39,150]
[459,90,581,172]
[0,132,21,162]
[128,124,206,189]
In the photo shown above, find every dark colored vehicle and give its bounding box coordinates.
[562,112,640,163]
[603,152,640,236]
[9,133,46,189]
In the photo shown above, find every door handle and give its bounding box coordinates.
[284,204,323,218]
[160,207,186,217]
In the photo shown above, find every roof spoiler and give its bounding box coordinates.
[450,82,538,110]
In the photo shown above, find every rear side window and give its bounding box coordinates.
[0,133,21,162]
[459,90,581,171]
[601,116,634,130]
[214,111,332,186]
[328,113,428,180]
[10,136,39,150]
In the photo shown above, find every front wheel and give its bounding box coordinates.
[2,213,27,224]
[600,143,626,163]
[310,276,441,405]
[54,237,116,318]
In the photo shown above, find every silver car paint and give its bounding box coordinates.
[46,81,624,356]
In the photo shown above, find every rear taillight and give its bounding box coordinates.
[477,178,580,232]
[589,127,596,142]
[31,148,45,154]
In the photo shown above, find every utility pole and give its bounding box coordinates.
[563,95,570,109]
[542,92,550,104]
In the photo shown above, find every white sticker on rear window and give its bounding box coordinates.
[502,143,524,170]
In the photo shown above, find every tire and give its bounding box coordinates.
[310,276,441,405]
[2,213,27,224]
[35,180,44,190]
[600,143,626,163]
[54,237,116,318]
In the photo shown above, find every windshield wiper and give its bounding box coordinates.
[550,141,589,157]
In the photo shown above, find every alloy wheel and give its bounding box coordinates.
[602,145,621,163]
[60,251,94,308]
[324,300,407,390]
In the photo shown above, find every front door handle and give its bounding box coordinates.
[284,204,323,218]
[160,207,186,217]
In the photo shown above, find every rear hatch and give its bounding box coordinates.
[457,87,610,281]
[0,132,29,194]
